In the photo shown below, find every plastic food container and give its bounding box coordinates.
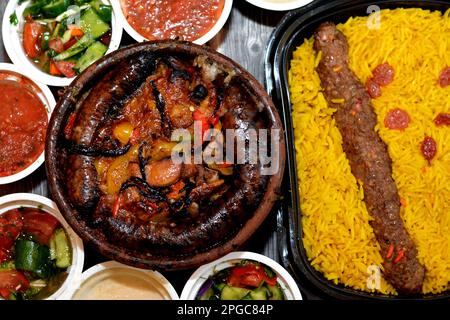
[180,251,302,300]
[112,0,233,44]
[2,0,123,87]
[265,0,450,300]
[0,193,84,300]
[246,0,315,11]
[66,261,179,300]
[0,63,55,185]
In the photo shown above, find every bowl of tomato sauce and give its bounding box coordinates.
[112,0,233,45]
[0,63,56,185]
[2,0,123,87]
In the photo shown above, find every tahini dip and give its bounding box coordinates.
[72,267,171,300]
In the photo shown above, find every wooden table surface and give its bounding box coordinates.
[0,1,287,294]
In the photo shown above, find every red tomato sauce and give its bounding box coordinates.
[121,0,225,41]
[0,72,48,177]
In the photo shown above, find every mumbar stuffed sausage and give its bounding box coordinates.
[66,52,156,210]
[314,22,425,294]
[64,52,269,255]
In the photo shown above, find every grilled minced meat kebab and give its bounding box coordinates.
[314,22,425,294]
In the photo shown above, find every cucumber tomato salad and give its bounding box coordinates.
[15,0,112,77]
[0,208,72,300]
[196,260,285,300]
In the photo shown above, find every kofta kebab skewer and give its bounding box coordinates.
[313,22,425,294]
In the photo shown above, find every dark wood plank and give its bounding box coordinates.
[209,2,284,82]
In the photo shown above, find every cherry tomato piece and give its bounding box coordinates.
[421,136,437,163]
[48,38,64,53]
[384,108,411,130]
[366,78,382,99]
[22,210,60,245]
[434,113,450,126]
[372,63,395,86]
[0,270,30,299]
[0,209,23,251]
[54,61,76,78]
[438,67,450,88]
[23,22,45,58]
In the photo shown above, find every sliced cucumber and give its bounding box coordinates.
[90,0,112,22]
[74,0,91,5]
[51,19,67,38]
[55,4,90,22]
[74,41,107,73]
[43,0,71,18]
[49,228,71,268]
[213,283,226,292]
[0,261,15,271]
[249,286,270,300]
[267,284,284,300]
[23,0,51,18]
[61,29,72,43]
[198,288,215,300]
[54,32,94,61]
[79,8,110,39]
[241,293,253,300]
[220,286,250,300]
[14,239,51,278]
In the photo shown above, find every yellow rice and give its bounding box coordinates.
[288,8,450,295]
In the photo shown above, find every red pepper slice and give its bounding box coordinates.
[434,113,450,126]
[393,249,405,264]
[167,180,185,200]
[193,109,212,138]
[64,113,77,139]
[386,244,395,259]
[112,195,121,217]
[63,37,78,50]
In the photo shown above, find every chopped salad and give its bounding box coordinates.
[196,260,285,300]
[0,208,72,300]
[16,0,112,77]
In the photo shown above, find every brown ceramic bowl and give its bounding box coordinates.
[45,41,285,271]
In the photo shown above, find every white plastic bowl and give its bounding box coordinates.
[112,0,233,45]
[0,193,84,300]
[181,251,302,300]
[0,63,55,185]
[65,261,179,300]
[245,0,314,11]
[2,0,123,87]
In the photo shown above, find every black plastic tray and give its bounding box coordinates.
[265,0,450,300]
